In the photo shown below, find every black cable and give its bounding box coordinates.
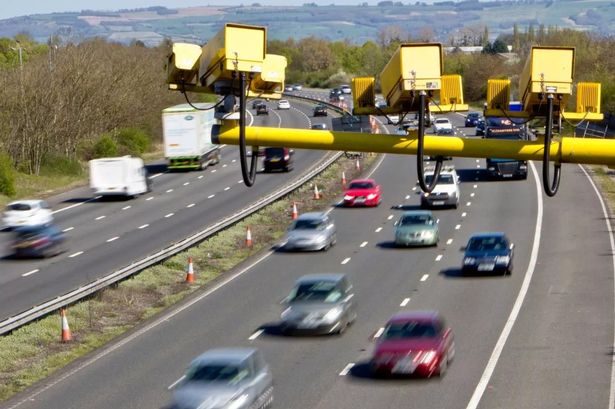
[542,94,561,197]
[238,72,258,187]
[180,82,226,111]
[416,91,443,193]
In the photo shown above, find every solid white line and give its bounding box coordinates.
[106,236,119,243]
[466,202,472,206]
[208,194,215,199]
[183,182,189,186]
[465,161,543,409]
[339,363,355,376]
[62,227,74,232]
[138,224,149,229]
[224,187,230,191]
[470,193,475,197]
[95,215,105,220]
[446,238,453,245]
[187,203,195,208]
[579,165,615,409]
[248,329,264,341]
[366,154,387,178]
[122,206,131,210]
[360,241,368,248]
[22,269,39,277]
[165,213,174,218]
[435,255,443,261]
[146,197,154,201]
[455,224,461,230]
[167,375,185,390]
[462,212,467,217]
[198,175,204,179]
[387,215,394,220]
[341,257,351,265]
[400,298,410,307]
[68,251,83,258]
[375,227,383,233]
[374,327,385,338]
[420,274,429,282]
[405,195,410,200]
[166,189,173,193]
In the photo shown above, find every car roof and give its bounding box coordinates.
[468,232,508,239]
[400,210,433,218]
[424,166,457,176]
[296,212,327,220]
[8,199,44,206]
[349,178,375,184]
[296,273,346,284]
[191,348,257,366]
[279,99,289,103]
[388,310,441,323]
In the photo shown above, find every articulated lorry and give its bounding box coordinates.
[484,117,528,180]
[162,103,221,171]
[89,156,150,197]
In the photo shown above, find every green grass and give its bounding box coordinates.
[590,166,615,209]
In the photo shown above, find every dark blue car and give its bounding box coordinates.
[465,112,482,127]
[11,224,66,258]
[461,232,513,275]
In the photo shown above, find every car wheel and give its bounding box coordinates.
[505,265,512,275]
[331,234,337,246]
[448,342,456,363]
[438,355,448,377]
[337,320,348,335]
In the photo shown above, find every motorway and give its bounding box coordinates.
[2,97,614,409]
[0,99,333,321]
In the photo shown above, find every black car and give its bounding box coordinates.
[329,88,342,97]
[11,224,66,258]
[465,112,482,127]
[251,99,264,109]
[461,232,513,275]
[256,103,269,115]
[311,123,328,130]
[476,118,486,136]
[263,147,294,172]
[313,105,328,117]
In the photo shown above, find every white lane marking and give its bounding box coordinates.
[341,257,351,265]
[435,255,443,261]
[466,161,543,409]
[138,224,149,229]
[224,187,231,191]
[466,202,472,206]
[165,213,174,218]
[238,180,243,184]
[223,164,228,168]
[405,195,410,200]
[462,212,467,217]
[149,172,165,179]
[68,251,83,258]
[208,194,215,199]
[360,241,368,248]
[420,274,429,282]
[374,327,385,338]
[183,182,189,186]
[473,184,478,188]
[22,269,39,277]
[232,159,237,163]
[375,227,383,233]
[106,236,119,243]
[167,375,185,390]
[248,329,264,341]
[475,159,479,162]
[470,193,475,197]
[52,196,100,214]
[62,227,74,232]
[7,249,278,408]
[166,189,173,193]
[95,215,106,220]
[146,197,154,201]
[446,238,453,245]
[476,165,481,168]
[365,152,388,178]
[186,203,195,208]
[412,186,417,191]
[455,224,461,230]
[400,298,410,307]
[387,215,394,220]
[198,175,204,179]
[211,169,217,173]
[339,363,355,376]
[579,164,615,409]
[122,206,131,210]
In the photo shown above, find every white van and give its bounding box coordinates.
[89,156,150,197]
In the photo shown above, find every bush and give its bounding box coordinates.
[116,128,151,156]
[0,152,16,197]
[40,154,83,176]
[91,134,119,159]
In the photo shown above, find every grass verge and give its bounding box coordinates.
[0,152,379,401]
[589,166,615,211]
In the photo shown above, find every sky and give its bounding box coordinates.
[0,0,374,20]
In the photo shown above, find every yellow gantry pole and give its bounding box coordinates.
[214,125,615,166]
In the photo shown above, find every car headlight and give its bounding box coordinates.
[495,255,510,264]
[225,393,249,409]
[323,306,343,323]
[421,230,434,238]
[367,193,377,200]
[423,192,430,197]
[344,195,354,201]
[519,165,527,170]
[463,257,476,265]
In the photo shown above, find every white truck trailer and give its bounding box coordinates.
[89,156,150,197]
[162,103,221,171]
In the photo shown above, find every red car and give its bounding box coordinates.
[370,311,455,377]
[343,179,381,207]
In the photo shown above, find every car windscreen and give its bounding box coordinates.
[348,182,373,189]
[7,203,32,211]
[187,364,249,385]
[435,119,449,124]
[424,174,454,185]
[292,219,325,230]
[400,215,433,226]
[467,237,508,252]
[288,281,342,303]
[382,321,437,339]
[265,148,284,157]
[468,113,480,119]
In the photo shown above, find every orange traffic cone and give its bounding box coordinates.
[355,158,361,171]
[313,184,321,200]
[60,308,72,342]
[245,226,253,247]
[185,257,195,283]
[341,171,347,189]
[291,201,298,220]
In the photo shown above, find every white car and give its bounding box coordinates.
[420,167,460,209]
[432,117,453,133]
[3,200,54,228]
[277,100,291,110]
[340,84,352,94]
[387,114,400,125]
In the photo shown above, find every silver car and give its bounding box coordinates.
[170,348,273,409]
[284,212,336,251]
[280,273,356,335]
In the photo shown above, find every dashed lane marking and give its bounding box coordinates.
[187,203,195,208]
[211,169,217,173]
[183,182,189,186]
[138,224,149,229]
[375,227,383,233]
[435,255,443,261]
[22,269,39,277]
[339,363,355,376]
[165,213,174,218]
[122,206,131,210]
[473,184,478,188]
[146,197,154,201]
[400,298,410,307]
[455,224,461,230]
[387,215,394,220]
[198,175,204,179]
[446,238,453,245]
[405,195,410,200]
[374,327,385,338]
[466,202,472,206]
[360,241,368,248]
[248,329,264,341]
[224,187,231,191]
[95,215,105,220]
[166,189,173,193]
[62,227,74,232]
[470,193,475,197]
[420,274,429,282]
[208,194,215,199]
[68,251,83,258]
[462,212,467,217]
[106,236,119,243]
[341,257,351,265]
[168,375,186,390]
[223,164,228,168]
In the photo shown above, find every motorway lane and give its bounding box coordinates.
[0,99,332,320]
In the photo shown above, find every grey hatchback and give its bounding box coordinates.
[170,348,273,409]
[284,212,336,251]
[280,273,356,335]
